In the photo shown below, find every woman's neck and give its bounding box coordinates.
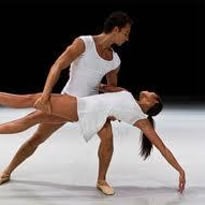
[138,101,149,114]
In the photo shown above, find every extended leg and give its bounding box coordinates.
[0,121,65,184]
[96,120,114,195]
[0,110,68,134]
[0,92,41,108]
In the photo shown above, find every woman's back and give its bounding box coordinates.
[77,90,147,142]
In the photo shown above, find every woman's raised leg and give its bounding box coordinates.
[0,92,42,108]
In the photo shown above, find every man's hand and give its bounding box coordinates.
[97,83,107,93]
[97,83,125,93]
[33,96,52,114]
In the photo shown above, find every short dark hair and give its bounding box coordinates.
[103,11,133,33]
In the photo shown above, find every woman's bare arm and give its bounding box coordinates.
[134,119,186,193]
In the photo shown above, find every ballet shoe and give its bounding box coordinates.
[96,180,115,195]
[0,173,10,185]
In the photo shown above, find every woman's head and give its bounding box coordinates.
[138,90,163,160]
[139,91,163,116]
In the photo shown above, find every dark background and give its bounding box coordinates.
[0,0,204,102]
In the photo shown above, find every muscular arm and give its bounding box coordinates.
[105,67,120,87]
[41,38,85,100]
[134,119,186,193]
[34,38,85,114]
[98,67,125,93]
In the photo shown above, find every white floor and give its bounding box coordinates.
[0,104,205,205]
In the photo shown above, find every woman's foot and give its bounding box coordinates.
[0,172,10,185]
[96,180,115,195]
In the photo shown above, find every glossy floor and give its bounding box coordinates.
[0,105,205,205]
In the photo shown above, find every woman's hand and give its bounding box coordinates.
[178,170,186,193]
[33,95,52,114]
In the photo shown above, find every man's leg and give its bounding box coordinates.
[0,121,65,184]
[97,120,114,195]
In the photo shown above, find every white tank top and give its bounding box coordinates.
[77,90,147,142]
[61,35,121,97]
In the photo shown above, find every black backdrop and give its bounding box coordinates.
[0,1,203,101]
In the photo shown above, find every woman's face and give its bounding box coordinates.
[139,91,159,105]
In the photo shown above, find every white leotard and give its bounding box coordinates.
[77,90,147,142]
[61,35,121,97]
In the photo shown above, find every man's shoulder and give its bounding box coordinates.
[78,35,92,41]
